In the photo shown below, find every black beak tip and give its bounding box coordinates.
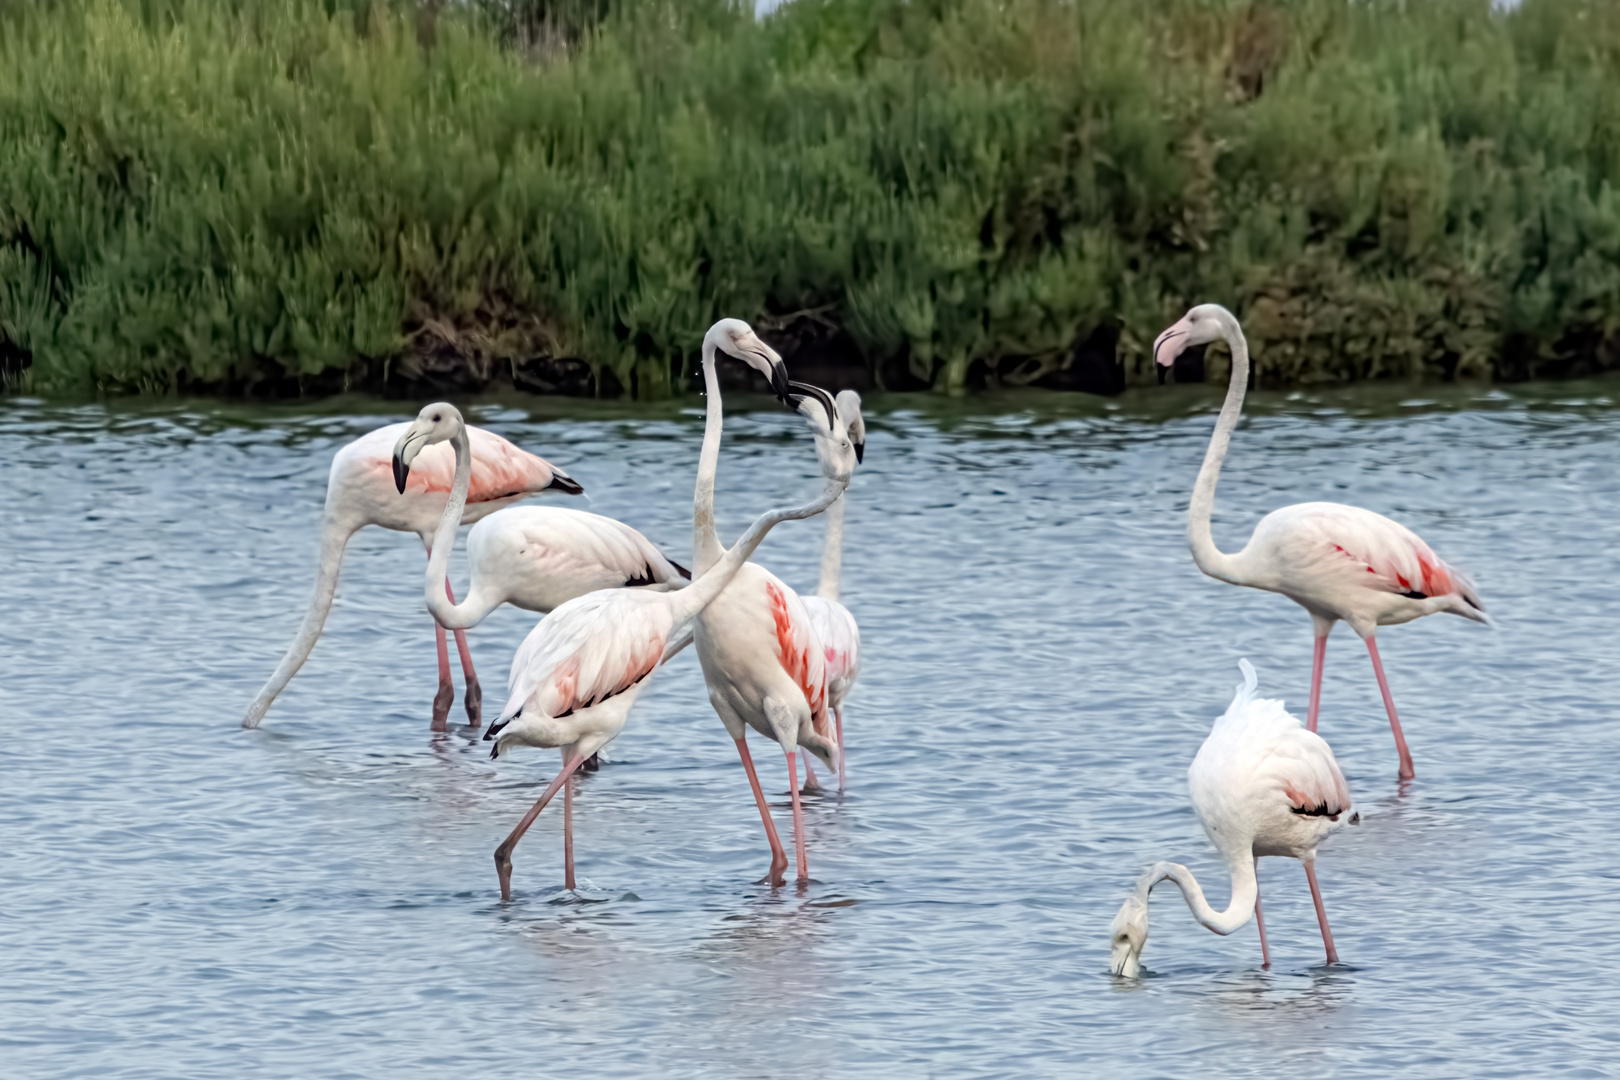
[392,456,409,494]
[771,364,792,404]
[547,473,585,496]
[1156,363,1168,386]
[854,442,865,465]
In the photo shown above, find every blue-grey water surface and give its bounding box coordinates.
[3,383,1618,1078]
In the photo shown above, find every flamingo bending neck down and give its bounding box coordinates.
[438,340,848,900]
[690,321,857,886]
[1109,660,1357,976]
[799,390,865,791]
[240,418,581,731]
[394,414,691,632]
[1153,304,1488,779]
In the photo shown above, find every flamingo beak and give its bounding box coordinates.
[1152,324,1190,372]
[545,470,585,495]
[392,454,410,494]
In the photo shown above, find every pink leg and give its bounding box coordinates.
[785,750,809,883]
[431,622,453,732]
[1304,861,1339,965]
[1253,857,1272,969]
[799,749,822,793]
[445,580,481,727]
[493,752,588,900]
[563,751,576,892]
[735,736,788,886]
[1307,633,1328,733]
[1365,637,1416,780]
[834,705,847,791]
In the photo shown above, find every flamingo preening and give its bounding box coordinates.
[689,323,857,886]
[240,420,581,731]
[1109,660,1357,976]
[443,376,851,898]
[799,390,865,791]
[1153,304,1488,779]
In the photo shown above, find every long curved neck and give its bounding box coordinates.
[242,510,359,728]
[1187,317,1250,584]
[423,425,477,626]
[692,342,726,575]
[817,493,845,601]
[1136,858,1256,937]
[671,476,848,625]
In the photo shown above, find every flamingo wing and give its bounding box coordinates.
[1274,730,1354,820]
[511,509,688,587]
[502,591,675,721]
[802,596,860,689]
[1279,503,1470,601]
[763,580,831,737]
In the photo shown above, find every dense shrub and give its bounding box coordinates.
[2,0,1619,396]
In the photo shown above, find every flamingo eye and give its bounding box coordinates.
[432,413,441,422]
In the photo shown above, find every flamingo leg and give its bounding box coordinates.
[431,622,454,732]
[1304,860,1339,965]
[799,749,822,793]
[1252,857,1272,969]
[785,749,809,883]
[493,753,588,901]
[1307,633,1328,733]
[1365,637,1416,780]
[734,736,788,887]
[445,581,481,727]
[834,705,847,791]
[563,751,576,892]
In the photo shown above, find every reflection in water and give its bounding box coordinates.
[2,382,1618,1076]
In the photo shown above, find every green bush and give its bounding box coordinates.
[2,0,1619,396]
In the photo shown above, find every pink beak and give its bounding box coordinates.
[1152,321,1191,368]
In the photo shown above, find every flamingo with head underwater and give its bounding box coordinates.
[799,390,865,791]
[421,368,849,900]
[1153,303,1488,780]
[240,418,582,731]
[688,322,859,886]
[1109,659,1357,976]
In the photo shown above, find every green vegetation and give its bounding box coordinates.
[3,0,1620,397]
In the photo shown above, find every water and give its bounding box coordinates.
[3,382,1617,1078]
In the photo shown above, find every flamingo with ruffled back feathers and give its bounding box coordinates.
[240,418,581,732]
[1153,303,1488,779]
[441,378,852,900]
[689,322,857,886]
[1109,660,1357,976]
[394,418,692,631]
[799,390,865,791]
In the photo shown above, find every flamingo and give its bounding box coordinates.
[689,324,854,886]
[1109,659,1358,976]
[458,390,855,900]
[799,390,865,791]
[240,418,582,731]
[1153,303,1488,779]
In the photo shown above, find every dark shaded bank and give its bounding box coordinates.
[5,0,1620,399]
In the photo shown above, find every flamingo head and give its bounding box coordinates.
[704,318,792,401]
[1152,303,1236,368]
[787,380,858,485]
[1108,892,1150,978]
[391,402,465,493]
[835,389,865,464]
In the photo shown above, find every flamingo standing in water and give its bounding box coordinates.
[799,390,865,791]
[689,323,853,886]
[240,419,581,731]
[1153,303,1488,779]
[1109,660,1357,976]
[407,386,852,899]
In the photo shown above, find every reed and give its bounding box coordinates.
[2,0,1618,396]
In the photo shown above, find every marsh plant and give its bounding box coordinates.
[2,0,1618,396]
